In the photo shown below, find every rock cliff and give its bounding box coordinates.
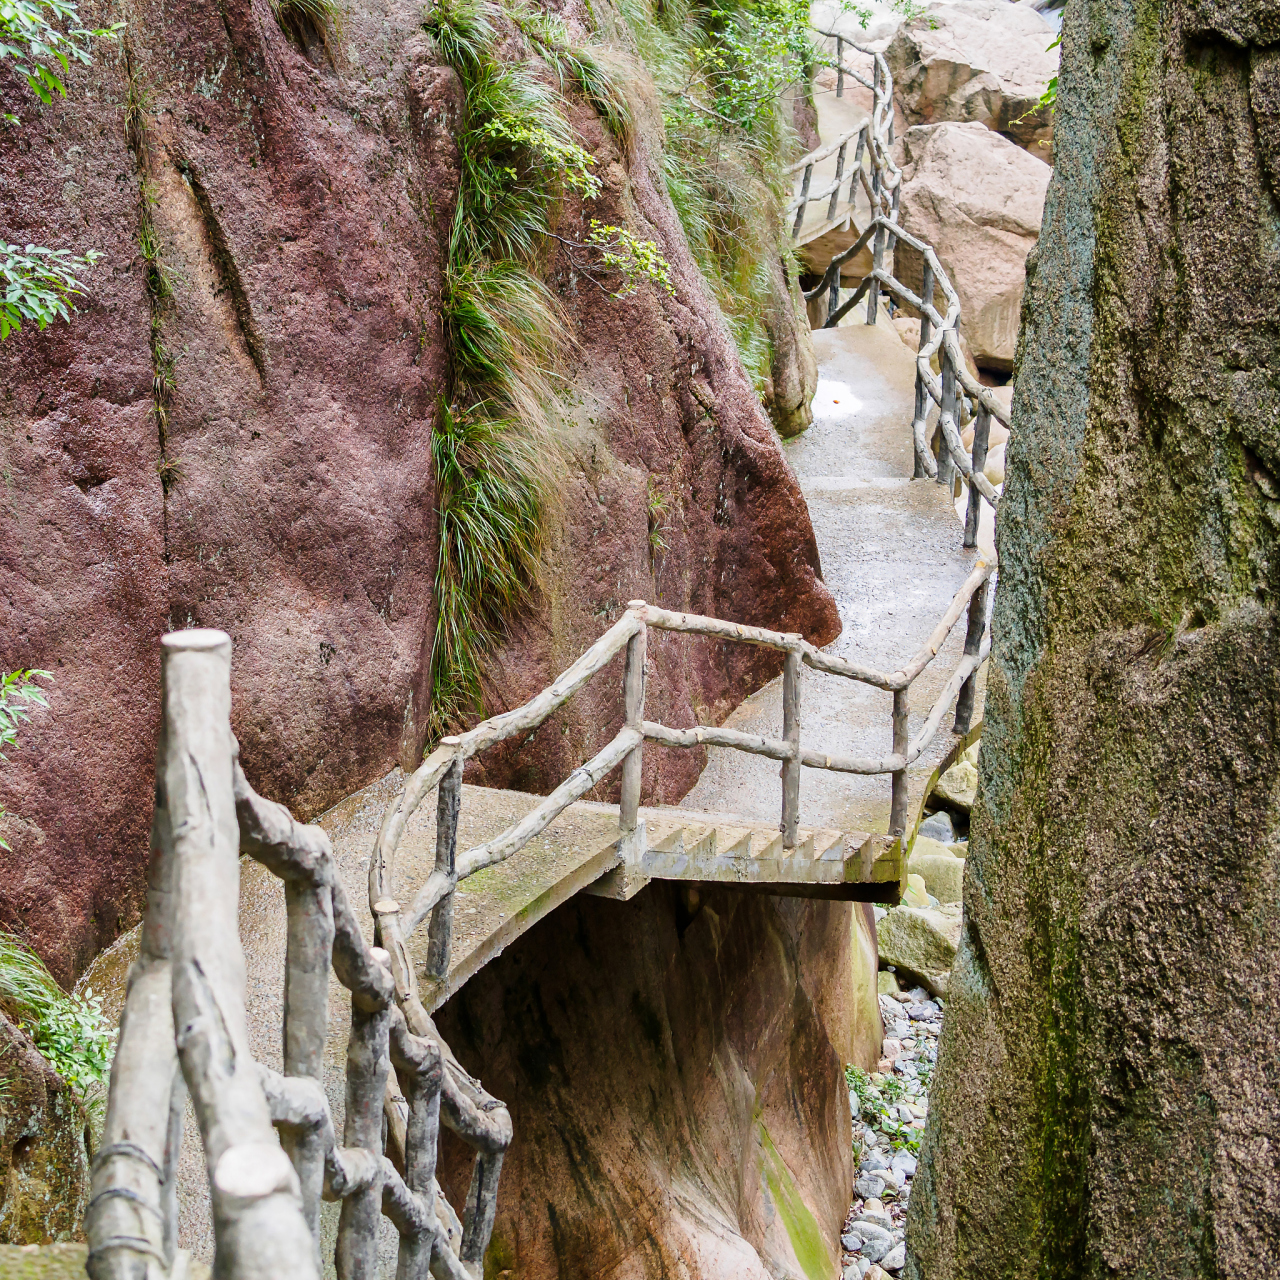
[435,885,879,1278]
[0,0,836,981]
[908,0,1280,1273]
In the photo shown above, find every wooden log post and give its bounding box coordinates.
[867,218,886,325]
[827,139,847,223]
[282,877,334,1260]
[620,606,647,861]
[938,344,958,493]
[836,35,844,96]
[781,650,801,849]
[954,577,991,735]
[890,688,909,837]
[964,407,991,549]
[162,629,316,1280]
[425,753,462,984]
[87,740,185,1279]
[913,260,936,478]
[792,163,813,238]
[850,124,866,213]
[388,1015,443,1280]
[336,950,393,1280]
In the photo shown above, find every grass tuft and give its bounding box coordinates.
[271,0,343,56]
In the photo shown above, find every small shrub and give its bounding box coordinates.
[0,243,101,339]
[0,932,116,1096]
[587,220,675,297]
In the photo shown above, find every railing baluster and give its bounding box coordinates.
[792,162,813,238]
[827,139,847,224]
[337,981,391,1279]
[964,406,991,548]
[913,260,935,478]
[867,217,885,325]
[836,35,844,97]
[890,689,909,836]
[781,650,801,848]
[954,577,991,735]
[425,754,462,984]
[282,875,334,1259]
[938,343,958,493]
[851,124,866,210]
[616,609,645,860]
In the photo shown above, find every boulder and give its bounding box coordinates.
[885,1,1058,155]
[876,905,961,996]
[907,837,965,903]
[877,969,902,996]
[0,1013,88,1244]
[895,122,1052,371]
[933,757,979,812]
[436,885,866,1278]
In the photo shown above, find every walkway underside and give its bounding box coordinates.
[398,785,901,1011]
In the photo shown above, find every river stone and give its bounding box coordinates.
[880,1242,906,1271]
[876,906,961,996]
[856,1173,887,1200]
[907,847,965,904]
[916,811,955,843]
[0,1014,88,1245]
[850,1222,893,1262]
[877,969,902,996]
[932,756,979,812]
[906,0,1280,1273]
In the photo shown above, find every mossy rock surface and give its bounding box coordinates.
[0,1245,210,1279]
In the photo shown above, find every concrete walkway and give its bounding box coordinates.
[681,315,984,835]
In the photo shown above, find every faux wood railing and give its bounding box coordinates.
[86,630,506,1280]
[792,31,1009,547]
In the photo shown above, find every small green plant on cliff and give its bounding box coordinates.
[1,0,117,337]
[587,220,676,298]
[0,242,101,339]
[0,668,51,851]
[0,931,115,1095]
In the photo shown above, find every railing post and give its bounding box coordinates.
[282,874,334,1260]
[964,406,991,548]
[425,752,462,984]
[161,629,316,1280]
[866,218,885,325]
[792,163,813,239]
[781,649,801,849]
[938,342,958,493]
[851,124,866,211]
[913,260,935,478]
[836,35,844,97]
[954,577,991,735]
[827,139,847,223]
[890,688,909,836]
[620,604,648,871]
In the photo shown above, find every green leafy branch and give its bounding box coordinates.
[477,114,601,199]
[0,0,119,106]
[1,243,101,339]
[586,220,675,297]
[0,931,115,1096]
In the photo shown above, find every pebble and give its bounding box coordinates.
[890,1151,917,1179]
[917,810,955,842]
[854,1173,886,1200]
[862,1151,889,1173]
[880,1243,906,1271]
[850,1222,893,1262]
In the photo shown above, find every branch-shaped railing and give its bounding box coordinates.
[370,563,993,1007]
[791,31,1009,548]
[86,630,506,1280]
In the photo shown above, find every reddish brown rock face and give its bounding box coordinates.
[0,2,836,982]
[436,885,862,1278]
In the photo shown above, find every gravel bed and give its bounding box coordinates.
[839,987,943,1278]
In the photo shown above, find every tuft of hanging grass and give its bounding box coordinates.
[271,0,343,55]
[429,403,546,736]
